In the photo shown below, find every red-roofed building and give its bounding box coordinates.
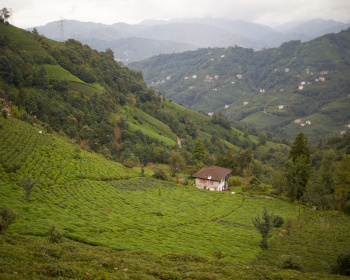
[192,166,232,191]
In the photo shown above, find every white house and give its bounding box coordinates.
[278,105,285,110]
[192,166,232,191]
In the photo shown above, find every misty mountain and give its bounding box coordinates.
[275,19,350,38]
[84,37,198,64]
[30,18,350,64]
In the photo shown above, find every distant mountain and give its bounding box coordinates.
[30,18,350,64]
[130,28,350,142]
[276,19,350,38]
[84,37,198,64]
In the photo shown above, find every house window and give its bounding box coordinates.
[200,179,205,184]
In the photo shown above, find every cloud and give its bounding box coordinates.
[3,0,350,28]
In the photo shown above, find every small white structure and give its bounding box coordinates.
[278,105,285,110]
[243,101,249,106]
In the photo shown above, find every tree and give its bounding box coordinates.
[20,175,36,199]
[289,132,311,164]
[335,154,350,212]
[0,204,18,235]
[0,8,10,23]
[252,206,274,249]
[192,138,206,163]
[271,171,286,197]
[285,156,312,202]
[169,150,185,179]
[285,132,312,202]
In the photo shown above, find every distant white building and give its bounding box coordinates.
[278,105,285,110]
[243,101,249,106]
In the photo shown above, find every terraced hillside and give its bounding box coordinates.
[1,117,350,279]
[130,28,350,142]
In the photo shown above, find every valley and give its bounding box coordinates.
[1,15,350,279]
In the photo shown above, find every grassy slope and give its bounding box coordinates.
[1,117,350,279]
[3,235,348,280]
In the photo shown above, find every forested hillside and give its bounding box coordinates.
[130,28,350,143]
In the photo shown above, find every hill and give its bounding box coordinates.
[1,117,350,279]
[130,28,350,142]
[1,21,350,279]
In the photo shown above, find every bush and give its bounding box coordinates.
[273,215,284,227]
[152,166,168,180]
[278,254,303,271]
[47,224,64,243]
[332,251,350,276]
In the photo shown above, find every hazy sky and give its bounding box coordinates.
[4,0,350,28]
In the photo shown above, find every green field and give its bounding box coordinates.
[1,117,350,279]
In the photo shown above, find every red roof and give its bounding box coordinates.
[192,166,232,181]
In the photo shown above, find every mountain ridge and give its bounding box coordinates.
[29,18,350,64]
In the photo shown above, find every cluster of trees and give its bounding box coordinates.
[277,132,350,214]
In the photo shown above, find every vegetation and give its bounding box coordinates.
[252,206,275,249]
[0,16,350,279]
[131,28,350,142]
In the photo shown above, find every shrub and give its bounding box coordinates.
[343,201,350,216]
[273,215,284,227]
[20,175,36,199]
[0,204,18,234]
[47,224,65,243]
[278,254,303,271]
[332,251,350,276]
[285,217,293,235]
[152,166,168,180]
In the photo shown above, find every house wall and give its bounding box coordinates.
[195,178,226,191]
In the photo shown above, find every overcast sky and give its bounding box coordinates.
[3,0,350,29]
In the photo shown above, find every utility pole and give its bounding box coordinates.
[59,17,65,42]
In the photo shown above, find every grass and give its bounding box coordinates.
[254,209,350,274]
[241,111,291,128]
[44,65,84,83]
[2,234,347,280]
[1,117,349,279]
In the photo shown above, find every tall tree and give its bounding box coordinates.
[289,132,311,164]
[192,138,206,163]
[285,132,312,202]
